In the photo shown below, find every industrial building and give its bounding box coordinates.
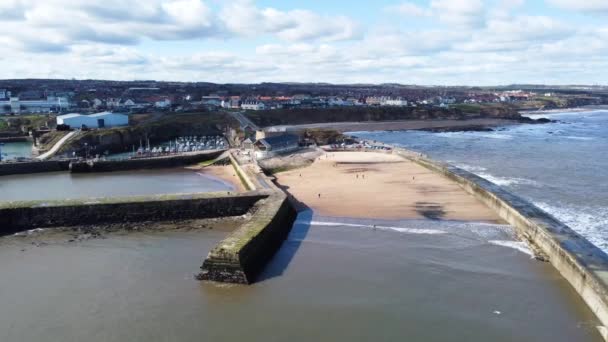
[57,112,129,129]
[0,96,69,114]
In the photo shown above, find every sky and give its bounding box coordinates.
[0,0,607,85]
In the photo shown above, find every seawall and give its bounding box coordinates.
[390,147,608,338]
[198,152,297,284]
[0,192,265,236]
[0,160,70,176]
[70,150,225,173]
[198,193,296,284]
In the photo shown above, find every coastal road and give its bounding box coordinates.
[229,111,260,131]
[36,131,79,161]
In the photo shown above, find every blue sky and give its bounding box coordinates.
[1,0,607,85]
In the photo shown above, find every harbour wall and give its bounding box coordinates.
[70,150,225,173]
[198,152,297,284]
[198,193,296,284]
[0,192,265,236]
[389,147,608,338]
[0,160,70,176]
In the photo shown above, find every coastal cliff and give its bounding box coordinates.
[244,103,532,127]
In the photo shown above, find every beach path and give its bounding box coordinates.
[274,151,501,222]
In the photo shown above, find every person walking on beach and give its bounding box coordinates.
[318,193,321,199]
[356,174,359,179]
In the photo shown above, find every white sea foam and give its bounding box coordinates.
[533,201,608,252]
[14,228,47,236]
[452,163,487,173]
[475,172,539,187]
[489,240,535,257]
[294,220,447,235]
[563,136,594,141]
[451,163,539,187]
[476,133,513,140]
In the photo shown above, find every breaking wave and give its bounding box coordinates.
[533,201,608,252]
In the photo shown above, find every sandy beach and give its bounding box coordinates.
[200,165,247,192]
[275,151,501,222]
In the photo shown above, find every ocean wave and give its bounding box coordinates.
[451,163,487,173]
[475,172,539,187]
[533,201,608,253]
[563,136,594,141]
[451,163,539,187]
[294,220,447,235]
[489,240,534,257]
[475,133,514,140]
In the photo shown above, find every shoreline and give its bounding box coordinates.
[198,164,247,193]
[266,118,520,133]
[520,105,608,115]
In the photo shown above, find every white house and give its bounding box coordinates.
[154,99,172,108]
[57,112,129,129]
[241,101,266,111]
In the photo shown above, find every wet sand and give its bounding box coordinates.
[199,164,246,192]
[275,151,500,222]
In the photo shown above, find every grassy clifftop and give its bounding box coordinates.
[245,104,521,127]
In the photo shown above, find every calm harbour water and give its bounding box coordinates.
[0,212,602,341]
[0,141,33,160]
[354,110,608,253]
[0,168,234,202]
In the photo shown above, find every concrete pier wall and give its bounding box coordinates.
[0,160,70,176]
[0,192,265,236]
[199,152,297,284]
[70,150,225,173]
[393,148,608,336]
[198,193,296,284]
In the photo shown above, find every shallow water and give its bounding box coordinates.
[0,212,601,342]
[353,110,608,252]
[0,168,234,202]
[0,141,33,160]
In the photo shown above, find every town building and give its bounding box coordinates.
[253,133,300,160]
[57,112,129,129]
[241,101,266,111]
[0,96,69,114]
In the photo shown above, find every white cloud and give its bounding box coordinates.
[385,2,432,17]
[0,0,607,85]
[546,0,608,13]
[220,0,361,42]
[431,0,486,27]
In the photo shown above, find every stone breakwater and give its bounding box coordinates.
[0,192,265,236]
[198,193,297,284]
[198,151,298,284]
[388,147,608,339]
[70,150,225,173]
[0,151,225,176]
